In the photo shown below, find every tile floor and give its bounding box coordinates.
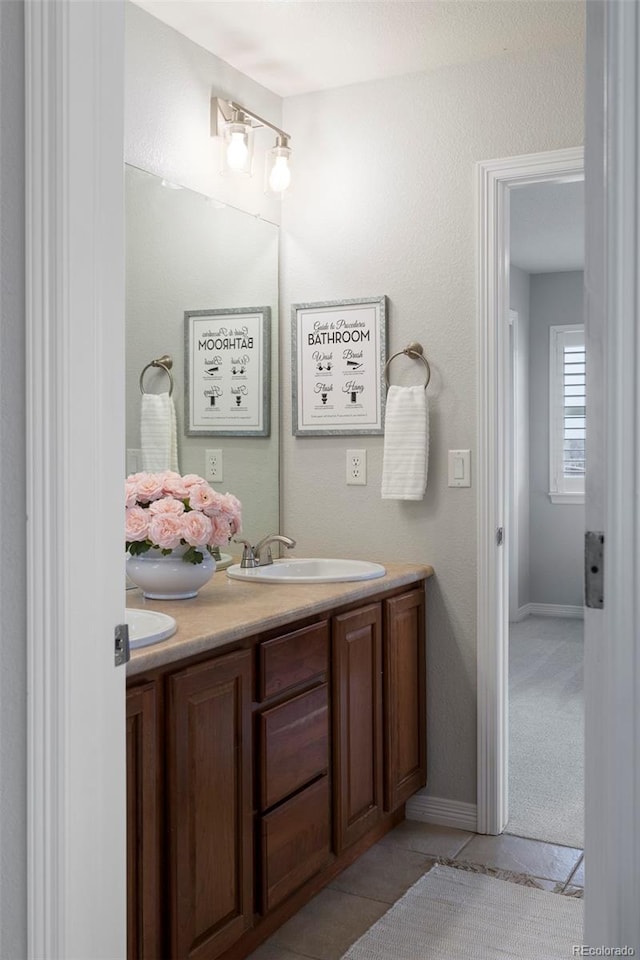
[247,821,585,960]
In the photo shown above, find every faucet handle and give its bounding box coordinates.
[234,538,258,569]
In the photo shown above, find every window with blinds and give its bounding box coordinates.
[549,324,585,503]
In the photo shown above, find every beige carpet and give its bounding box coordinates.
[508,616,584,848]
[341,865,583,960]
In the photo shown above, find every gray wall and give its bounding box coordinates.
[529,271,585,606]
[280,42,585,804]
[0,1,27,956]
[125,4,585,810]
[509,265,531,615]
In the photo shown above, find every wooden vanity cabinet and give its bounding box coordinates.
[256,621,332,913]
[332,603,384,853]
[332,589,427,853]
[383,590,427,810]
[126,579,427,960]
[126,681,162,960]
[166,649,253,960]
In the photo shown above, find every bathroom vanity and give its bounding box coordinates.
[126,562,432,960]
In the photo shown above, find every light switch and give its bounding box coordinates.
[448,449,471,487]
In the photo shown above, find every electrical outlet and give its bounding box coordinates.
[346,448,367,485]
[205,449,223,482]
[126,448,142,474]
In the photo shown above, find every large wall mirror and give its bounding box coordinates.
[125,164,280,542]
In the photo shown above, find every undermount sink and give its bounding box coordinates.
[226,558,386,584]
[125,608,177,649]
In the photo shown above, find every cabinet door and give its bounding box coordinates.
[126,681,162,960]
[332,603,383,853]
[167,649,253,960]
[384,589,427,811]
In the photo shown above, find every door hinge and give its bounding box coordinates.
[496,527,504,546]
[585,531,604,609]
[115,623,130,667]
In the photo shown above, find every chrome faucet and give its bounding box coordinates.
[234,534,297,569]
[254,534,296,566]
[234,538,259,568]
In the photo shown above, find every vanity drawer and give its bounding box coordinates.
[260,775,331,913]
[259,684,329,810]
[258,621,329,701]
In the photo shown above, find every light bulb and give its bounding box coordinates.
[226,131,249,172]
[265,137,292,194]
[268,155,291,193]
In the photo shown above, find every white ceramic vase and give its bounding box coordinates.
[126,545,216,600]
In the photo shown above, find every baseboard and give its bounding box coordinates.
[405,792,478,832]
[510,602,584,622]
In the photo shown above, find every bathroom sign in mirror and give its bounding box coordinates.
[185,306,271,436]
[292,296,387,435]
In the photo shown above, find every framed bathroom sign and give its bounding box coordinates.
[291,296,388,435]
[184,306,271,436]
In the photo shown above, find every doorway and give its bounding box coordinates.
[505,180,585,848]
[475,147,584,837]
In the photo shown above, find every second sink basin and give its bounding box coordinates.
[226,558,386,584]
[125,608,177,649]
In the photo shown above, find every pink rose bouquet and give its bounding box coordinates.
[125,471,242,565]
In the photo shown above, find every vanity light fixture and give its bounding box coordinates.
[211,97,292,194]
[265,135,292,194]
[219,105,254,176]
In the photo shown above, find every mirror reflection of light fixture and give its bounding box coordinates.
[211,97,292,194]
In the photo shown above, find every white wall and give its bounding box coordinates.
[0,1,27,956]
[125,2,282,222]
[529,271,585,606]
[281,43,584,804]
[509,266,531,616]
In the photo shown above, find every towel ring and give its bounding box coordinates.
[139,355,174,396]
[384,342,431,390]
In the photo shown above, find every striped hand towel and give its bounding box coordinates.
[381,385,429,500]
[140,392,179,473]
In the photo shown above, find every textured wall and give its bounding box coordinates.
[529,271,585,607]
[125,0,584,806]
[509,265,531,615]
[125,2,282,222]
[0,1,27,955]
[280,43,584,804]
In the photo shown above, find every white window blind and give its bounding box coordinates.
[549,324,585,503]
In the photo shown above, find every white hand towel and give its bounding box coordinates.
[381,385,429,500]
[140,392,179,473]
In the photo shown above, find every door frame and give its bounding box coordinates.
[507,308,520,623]
[476,146,584,835]
[25,2,127,956]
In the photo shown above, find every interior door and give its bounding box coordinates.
[25,2,127,956]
